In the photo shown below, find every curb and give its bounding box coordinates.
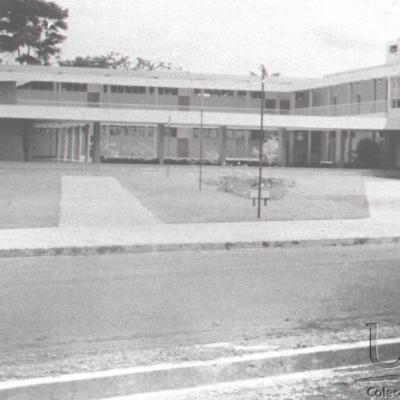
[0,339,398,400]
[1,235,400,258]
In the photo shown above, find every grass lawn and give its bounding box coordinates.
[0,162,371,228]
[117,165,370,223]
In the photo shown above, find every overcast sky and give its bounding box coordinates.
[54,0,400,77]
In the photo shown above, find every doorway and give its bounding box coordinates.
[177,138,189,158]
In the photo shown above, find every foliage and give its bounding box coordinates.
[252,135,280,165]
[217,175,293,200]
[354,138,381,167]
[0,0,68,65]
[59,52,183,71]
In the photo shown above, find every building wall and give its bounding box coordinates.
[0,119,24,161]
[0,82,17,104]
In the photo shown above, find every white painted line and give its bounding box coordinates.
[100,364,367,400]
[0,338,398,391]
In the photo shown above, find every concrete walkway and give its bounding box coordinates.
[1,176,400,257]
[59,176,162,227]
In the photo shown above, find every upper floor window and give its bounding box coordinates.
[390,44,398,53]
[251,91,262,99]
[265,99,276,109]
[237,90,247,96]
[61,82,87,92]
[203,89,234,97]
[110,85,146,94]
[18,81,54,91]
[158,87,178,95]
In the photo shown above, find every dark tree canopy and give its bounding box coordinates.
[59,52,183,71]
[0,0,68,65]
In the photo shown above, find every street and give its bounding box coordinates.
[1,244,400,380]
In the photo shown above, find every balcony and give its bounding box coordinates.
[293,99,388,116]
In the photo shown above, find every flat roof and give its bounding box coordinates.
[1,61,400,92]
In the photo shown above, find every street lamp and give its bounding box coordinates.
[199,107,204,191]
[257,65,267,219]
[166,115,171,177]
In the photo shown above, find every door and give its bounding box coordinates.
[177,138,189,158]
[88,92,100,107]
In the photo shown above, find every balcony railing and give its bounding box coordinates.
[293,99,388,116]
[14,98,388,116]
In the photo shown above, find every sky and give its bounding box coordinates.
[54,0,400,78]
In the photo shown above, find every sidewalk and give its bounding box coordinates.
[1,216,400,257]
[1,177,400,257]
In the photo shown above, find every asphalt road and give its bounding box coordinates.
[2,244,400,379]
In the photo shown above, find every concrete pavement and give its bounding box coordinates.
[59,176,162,227]
[1,176,400,257]
[2,214,400,257]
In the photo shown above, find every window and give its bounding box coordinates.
[280,99,290,110]
[61,82,87,92]
[250,130,261,141]
[265,99,276,109]
[251,91,262,99]
[158,87,178,95]
[390,44,398,54]
[194,89,202,95]
[103,85,108,93]
[166,127,177,137]
[110,85,124,93]
[237,90,247,96]
[207,129,218,139]
[19,81,54,90]
[126,86,146,94]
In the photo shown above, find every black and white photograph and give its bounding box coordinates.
[2,0,400,398]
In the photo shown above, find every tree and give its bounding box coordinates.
[59,52,183,71]
[0,0,68,65]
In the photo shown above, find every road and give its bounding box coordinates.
[2,244,400,379]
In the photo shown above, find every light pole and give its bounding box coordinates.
[257,65,267,219]
[199,107,204,191]
[166,115,171,177]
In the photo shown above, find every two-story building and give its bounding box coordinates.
[1,39,400,168]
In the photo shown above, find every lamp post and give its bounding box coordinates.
[166,115,171,177]
[199,107,204,191]
[257,65,267,219]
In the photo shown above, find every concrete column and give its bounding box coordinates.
[70,127,76,161]
[56,128,62,160]
[288,131,294,166]
[78,126,84,162]
[323,131,330,161]
[278,128,288,166]
[63,128,68,161]
[85,125,91,163]
[307,131,312,165]
[157,123,165,164]
[92,122,101,163]
[336,130,346,167]
[23,121,33,162]
[218,125,226,165]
